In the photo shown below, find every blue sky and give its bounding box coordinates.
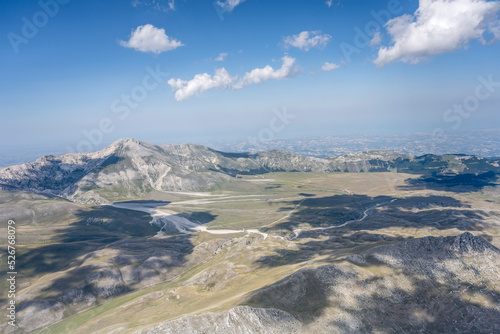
[1,0,499,156]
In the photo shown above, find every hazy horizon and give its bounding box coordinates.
[2,0,500,158]
[1,128,499,168]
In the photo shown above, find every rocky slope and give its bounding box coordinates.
[140,233,500,334]
[0,139,331,203]
[11,235,228,333]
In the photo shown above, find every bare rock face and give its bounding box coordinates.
[409,231,493,251]
[449,231,494,253]
[370,232,500,271]
[16,300,65,333]
[142,233,500,334]
[138,306,302,334]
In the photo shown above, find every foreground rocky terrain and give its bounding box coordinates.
[143,233,500,334]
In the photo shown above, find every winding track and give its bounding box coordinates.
[292,198,398,238]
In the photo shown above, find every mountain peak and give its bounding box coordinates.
[106,138,159,157]
[450,232,497,254]
[109,137,143,148]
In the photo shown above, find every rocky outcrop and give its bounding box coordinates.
[139,306,302,334]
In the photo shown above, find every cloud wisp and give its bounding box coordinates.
[168,56,300,101]
[215,52,228,61]
[132,0,176,12]
[120,24,183,54]
[326,0,341,7]
[321,62,340,71]
[216,0,246,12]
[283,30,332,51]
[374,0,500,66]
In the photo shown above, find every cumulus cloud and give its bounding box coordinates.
[284,31,332,51]
[120,24,183,54]
[217,0,245,12]
[321,62,340,71]
[168,56,299,101]
[215,52,228,61]
[234,56,299,88]
[374,0,500,66]
[168,68,235,101]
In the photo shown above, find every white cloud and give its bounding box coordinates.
[217,0,245,12]
[321,62,340,71]
[215,52,228,61]
[234,56,300,88]
[168,56,300,101]
[369,31,382,47]
[374,0,500,66]
[284,31,332,51]
[168,68,235,101]
[120,24,183,54]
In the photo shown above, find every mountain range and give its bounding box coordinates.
[1,138,499,204]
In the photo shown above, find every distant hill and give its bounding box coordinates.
[205,129,500,158]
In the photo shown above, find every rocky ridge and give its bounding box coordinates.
[0,138,498,204]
